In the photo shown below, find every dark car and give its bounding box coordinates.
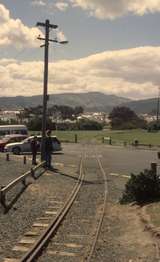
[0,134,28,152]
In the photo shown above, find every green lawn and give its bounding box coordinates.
[30,129,160,146]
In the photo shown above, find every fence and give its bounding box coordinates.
[0,161,46,211]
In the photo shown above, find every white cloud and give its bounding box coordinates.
[0,4,10,23]
[70,0,160,19]
[0,46,160,99]
[31,0,46,7]
[0,4,43,48]
[55,2,69,11]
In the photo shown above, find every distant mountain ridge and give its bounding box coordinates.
[0,92,158,114]
[121,98,159,114]
[0,92,130,112]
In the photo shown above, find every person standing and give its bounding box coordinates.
[31,136,38,165]
[45,130,53,169]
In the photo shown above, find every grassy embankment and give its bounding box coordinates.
[30,129,160,146]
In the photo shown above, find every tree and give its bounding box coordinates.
[109,106,146,129]
[27,117,55,131]
[74,106,84,118]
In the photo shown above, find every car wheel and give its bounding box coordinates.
[12,147,21,155]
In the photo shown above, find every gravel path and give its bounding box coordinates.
[0,145,83,261]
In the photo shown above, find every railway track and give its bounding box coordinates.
[3,147,107,262]
[83,156,108,262]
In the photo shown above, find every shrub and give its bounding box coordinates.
[120,169,160,204]
[147,120,160,132]
[77,119,103,130]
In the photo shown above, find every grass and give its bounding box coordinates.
[30,129,160,146]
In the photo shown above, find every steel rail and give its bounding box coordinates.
[83,154,108,262]
[0,161,46,208]
[32,161,46,172]
[20,155,85,262]
[1,170,31,194]
[1,161,45,194]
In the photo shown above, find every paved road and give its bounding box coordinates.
[62,143,158,175]
[100,145,157,174]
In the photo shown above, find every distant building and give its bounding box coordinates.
[140,113,157,123]
[0,110,21,123]
[77,112,110,123]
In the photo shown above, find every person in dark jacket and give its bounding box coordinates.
[31,136,39,165]
[45,130,53,169]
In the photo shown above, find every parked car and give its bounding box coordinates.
[4,135,62,154]
[0,134,28,152]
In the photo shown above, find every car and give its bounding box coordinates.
[4,135,62,154]
[0,134,28,152]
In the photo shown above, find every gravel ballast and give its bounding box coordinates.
[0,145,83,261]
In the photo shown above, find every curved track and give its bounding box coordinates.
[83,155,108,262]
[4,146,108,262]
[20,154,85,262]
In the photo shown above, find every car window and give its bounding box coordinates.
[15,137,22,142]
[52,137,60,144]
[23,137,33,143]
[17,137,25,142]
[23,138,30,143]
[9,138,17,143]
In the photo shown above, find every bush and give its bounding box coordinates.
[77,119,103,130]
[120,169,160,204]
[27,118,56,131]
[147,120,160,132]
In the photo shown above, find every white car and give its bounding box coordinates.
[4,135,62,154]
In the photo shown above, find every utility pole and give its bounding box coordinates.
[37,20,57,161]
[156,86,160,129]
[37,19,68,161]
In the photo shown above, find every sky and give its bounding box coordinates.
[0,0,160,100]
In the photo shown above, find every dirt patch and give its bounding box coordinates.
[138,203,160,243]
[93,202,159,261]
[144,203,160,228]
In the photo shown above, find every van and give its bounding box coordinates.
[0,125,28,137]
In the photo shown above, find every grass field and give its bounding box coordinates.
[31,129,160,146]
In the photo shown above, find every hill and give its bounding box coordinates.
[0,92,158,114]
[122,98,159,114]
[0,92,130,112]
